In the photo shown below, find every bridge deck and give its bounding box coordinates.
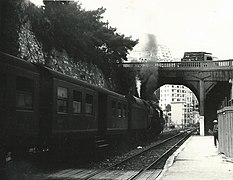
[122,60,233,69]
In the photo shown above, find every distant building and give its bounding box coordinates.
[127,33,158,62]
[181,52,213,61]
[156,44,174,62]
[127,33,174,62]
[171,101,185,127]
[160,84,198,127]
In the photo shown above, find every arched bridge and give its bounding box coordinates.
[122,60,233,135]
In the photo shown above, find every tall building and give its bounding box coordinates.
[157,49,200,127]
[160,85,198,127]
[156,44,174,62]
[127,33,175,62]
[127,33,162,62]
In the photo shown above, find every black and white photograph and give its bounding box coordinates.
[1,0,233,179]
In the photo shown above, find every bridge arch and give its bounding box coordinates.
[123,60,233,135]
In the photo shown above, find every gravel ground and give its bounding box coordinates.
[86,129,179,169]
[2,128,180,180]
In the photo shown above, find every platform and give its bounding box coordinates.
[156,135,233,180]
[2,135,233,180]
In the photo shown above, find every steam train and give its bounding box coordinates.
[0,52,164,155]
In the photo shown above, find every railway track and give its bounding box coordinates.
[47,129,194,180]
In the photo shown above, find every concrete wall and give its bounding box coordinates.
[171,102,184,126]
[217,106,233,158]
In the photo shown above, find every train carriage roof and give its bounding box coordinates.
[0,51,128,102]
[37,64,127,100]
[0,52,39,74]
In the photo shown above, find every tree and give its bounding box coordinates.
[1,0,138,92]
[165,104,171,112]
[114,66,138,95]
[26,1,138,90]
[0,0,24,55]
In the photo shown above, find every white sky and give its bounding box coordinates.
[31,0,233,59]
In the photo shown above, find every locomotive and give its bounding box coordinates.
[0,52,164,156]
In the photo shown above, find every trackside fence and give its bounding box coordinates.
[217,106,233,158]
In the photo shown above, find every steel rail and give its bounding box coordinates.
[128,130,194,180]
[83,129,193,180]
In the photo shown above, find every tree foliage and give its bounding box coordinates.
[0,0,24,55]
[165,104,171,112]
[1,0,138,93]
[28,2,137,64]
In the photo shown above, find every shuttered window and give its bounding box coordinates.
[73,90,82,114]
[16,76,33,110]
[57,87,68,113]
[85,94,93,114]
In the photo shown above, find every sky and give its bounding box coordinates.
[30,0,233,59]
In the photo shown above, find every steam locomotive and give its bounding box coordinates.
[0,52,164,156]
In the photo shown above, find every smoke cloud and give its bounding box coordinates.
[139,65,159,100]
[134,33,159,100]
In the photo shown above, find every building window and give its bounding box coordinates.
[73,90,82,114]
[85,94,93,114]
[16,76,33,110]
[57,87,68,113]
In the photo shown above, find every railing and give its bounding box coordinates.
[122,59,233,69]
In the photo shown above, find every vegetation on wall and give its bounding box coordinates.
[0,0,138,94]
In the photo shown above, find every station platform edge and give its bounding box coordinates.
[156,135,233,180]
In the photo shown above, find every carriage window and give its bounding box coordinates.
[85,94,93,114]
[16,76,33,110]
[57,87,68,113]
[122,104,127,117]
[73,90,82,114]
[118,102,122,117]
[111,101,117,117]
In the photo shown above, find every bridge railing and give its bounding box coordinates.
[122,59,233,69]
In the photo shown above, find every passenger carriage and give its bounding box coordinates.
[0,52,40,150]
[0,51,163,156]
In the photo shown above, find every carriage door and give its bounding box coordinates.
[0,72,6,141]
[97,92,107,134]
